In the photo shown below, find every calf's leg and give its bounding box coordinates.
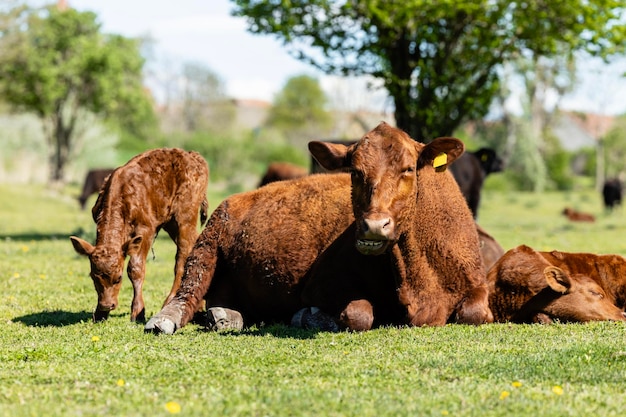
[125,233,153,322]
[454,284,494,324]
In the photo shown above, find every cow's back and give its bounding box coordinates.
[95,148,208,227]
[202,173,355,323]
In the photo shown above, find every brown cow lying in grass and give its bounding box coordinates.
[539,249,626,311]
[476,223,505,271]
[258,162,308,187]
[487,245,626,323]
[562,207,595,222]
[70,148,209,322]
[145,122,492,334]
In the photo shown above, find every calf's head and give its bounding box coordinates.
[529,266,626,323]
[70,235,142,321]
[309,122,464,255]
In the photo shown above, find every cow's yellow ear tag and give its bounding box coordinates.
[433,152,448,172]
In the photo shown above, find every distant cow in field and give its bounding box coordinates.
[78,168,115,210]
[258,162,308,187]
[449,148,504,218]
[70,148,209,322]
[602,178,622,211]
[562,207,595,222]
[145,122,492,335]
[487,245,626,323]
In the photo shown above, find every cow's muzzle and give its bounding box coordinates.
[356,216,395,255]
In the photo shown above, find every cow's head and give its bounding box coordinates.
[530,266,626,323]
[70,235,142,321]
[309,122,464,255]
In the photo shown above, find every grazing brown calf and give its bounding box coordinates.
[145,122,492,334]
[77,168,115,210]
[488,245,626,323]
[258,162,308,187]
[70,148,209,322]
[562,207,595,222]
[538,249,626,310]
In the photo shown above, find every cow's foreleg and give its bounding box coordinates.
[338,299,375,331]
[455,284,494,325]
[164,222,199,308]
[126,233,152,322]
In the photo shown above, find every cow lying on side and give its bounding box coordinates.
[70,148,209,322]
[538,249,626,310]
[77,168,115,210]
[145,122,492,334]
[562,207,595,222]
[258,162,308,187]
[487,245,626,323]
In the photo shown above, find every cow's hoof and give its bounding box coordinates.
[291,307,339,332]
[206,307,244,331]
[144,316,177,335]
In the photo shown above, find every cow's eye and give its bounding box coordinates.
[402,166,415,175]
[590,290,603,299]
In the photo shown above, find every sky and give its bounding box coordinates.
[28,0,626,115]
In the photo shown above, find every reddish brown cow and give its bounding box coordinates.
[145,122,492,334]
[70,148,209,322]
[476,224,505,271]
[538,249,626,310]
[488,245,626,323]
[258,162,308,187]
[562,207,595,222]
[78,168,115,210]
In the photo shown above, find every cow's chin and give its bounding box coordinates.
[356,239,390,256]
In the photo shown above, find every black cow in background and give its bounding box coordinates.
[449,148,504,218]
[602,178,622,211]
[78,168,115,210]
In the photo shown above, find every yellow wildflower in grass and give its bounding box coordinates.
[13,273,19,278]
[499,391,510,400]
[165,401,181,414]
[39,274,46,279]
[441,410,449,415]
[552,385,564,395]
[91,336,100,342]
[512,381,522,388]
[20,245,29,252]
[116,379,125,387]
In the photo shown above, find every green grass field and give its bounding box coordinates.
[1,182,626,417]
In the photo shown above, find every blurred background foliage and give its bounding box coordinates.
[0,1,625,195]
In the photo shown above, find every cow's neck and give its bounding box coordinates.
[94,201,133,248]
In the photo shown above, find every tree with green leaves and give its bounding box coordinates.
[233,0,626,143]
[266,74,333,148]
[0,3,155,183]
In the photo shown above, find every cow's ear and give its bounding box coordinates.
[70,236,94,257]
[417,137,465,171]
[544,266,571,294]
[123,236,143,256]
[308,141,351,172]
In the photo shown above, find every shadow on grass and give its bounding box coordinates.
[0,228,90,242]
[189,312,327,340]
[13,310,92,327]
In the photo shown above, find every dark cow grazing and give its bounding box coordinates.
[78,168,115,210]
[602,178,622,211]
[487,245,626,323]
[145,122,492,335]
[258,162,308,187]
[538,249,626,310]
[562,207,595,222]
[476,224,505,271]
[70,148,209,322]
[449,148,504,218]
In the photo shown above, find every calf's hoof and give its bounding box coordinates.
[291,307,339,332]
[144,316,177,335]
[206,307,244,331]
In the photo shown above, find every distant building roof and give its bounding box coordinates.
[552,112,616,151]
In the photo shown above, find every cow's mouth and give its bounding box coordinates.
[356,239,390,255]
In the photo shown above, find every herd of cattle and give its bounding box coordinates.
[70,122,626,334]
